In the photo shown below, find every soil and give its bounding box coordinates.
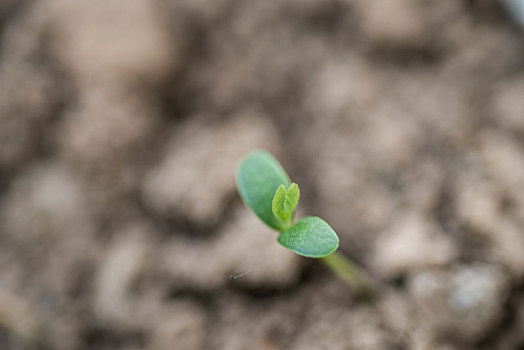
[1,0,524,349]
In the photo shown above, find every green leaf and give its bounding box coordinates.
[236,150,291,230]
[277,216,339,258]
[272,183,300,226]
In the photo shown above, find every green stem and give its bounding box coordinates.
[321,251,374,296]
[278,217,294,231]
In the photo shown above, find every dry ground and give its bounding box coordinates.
[1,0,524,349]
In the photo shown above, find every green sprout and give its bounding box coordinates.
[236,150,373,295]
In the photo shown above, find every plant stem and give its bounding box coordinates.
[321,251,374,296]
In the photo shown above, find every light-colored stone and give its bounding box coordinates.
[94,224,151,325]
[480,130,524,192]
[408,328,458,350]
[1,162,96,296]
[454,162,524,276]
[378,290,414,339]
[60,90,156,168]
[486,218,524,276]
[371,212,458,277]
[209,293,297,350]
[160,206,301,290]
[455,175,501,234]
[46,0,174,88]
[492,76,524,132]
[142,112,279,224]
[2,162,93,243]
[291,305,395,350]
[306,57,382,120]
[358,0,426,45]
[151,301,206,350]
[408,264,510,341]
[0,288,43,345]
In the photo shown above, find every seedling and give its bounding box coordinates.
[236,150,373,294]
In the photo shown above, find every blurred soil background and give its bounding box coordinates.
[2,0,524,349]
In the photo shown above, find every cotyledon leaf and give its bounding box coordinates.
[272,183,300,226]
[277,216,339,258]
[236,150,291,230]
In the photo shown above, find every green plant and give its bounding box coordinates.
[236,150,373,295]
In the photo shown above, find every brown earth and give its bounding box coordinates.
[1,0,524,349]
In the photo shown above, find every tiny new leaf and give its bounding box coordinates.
[272,183,300,226]
[277,216,339,258]
[236,150,291,230]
